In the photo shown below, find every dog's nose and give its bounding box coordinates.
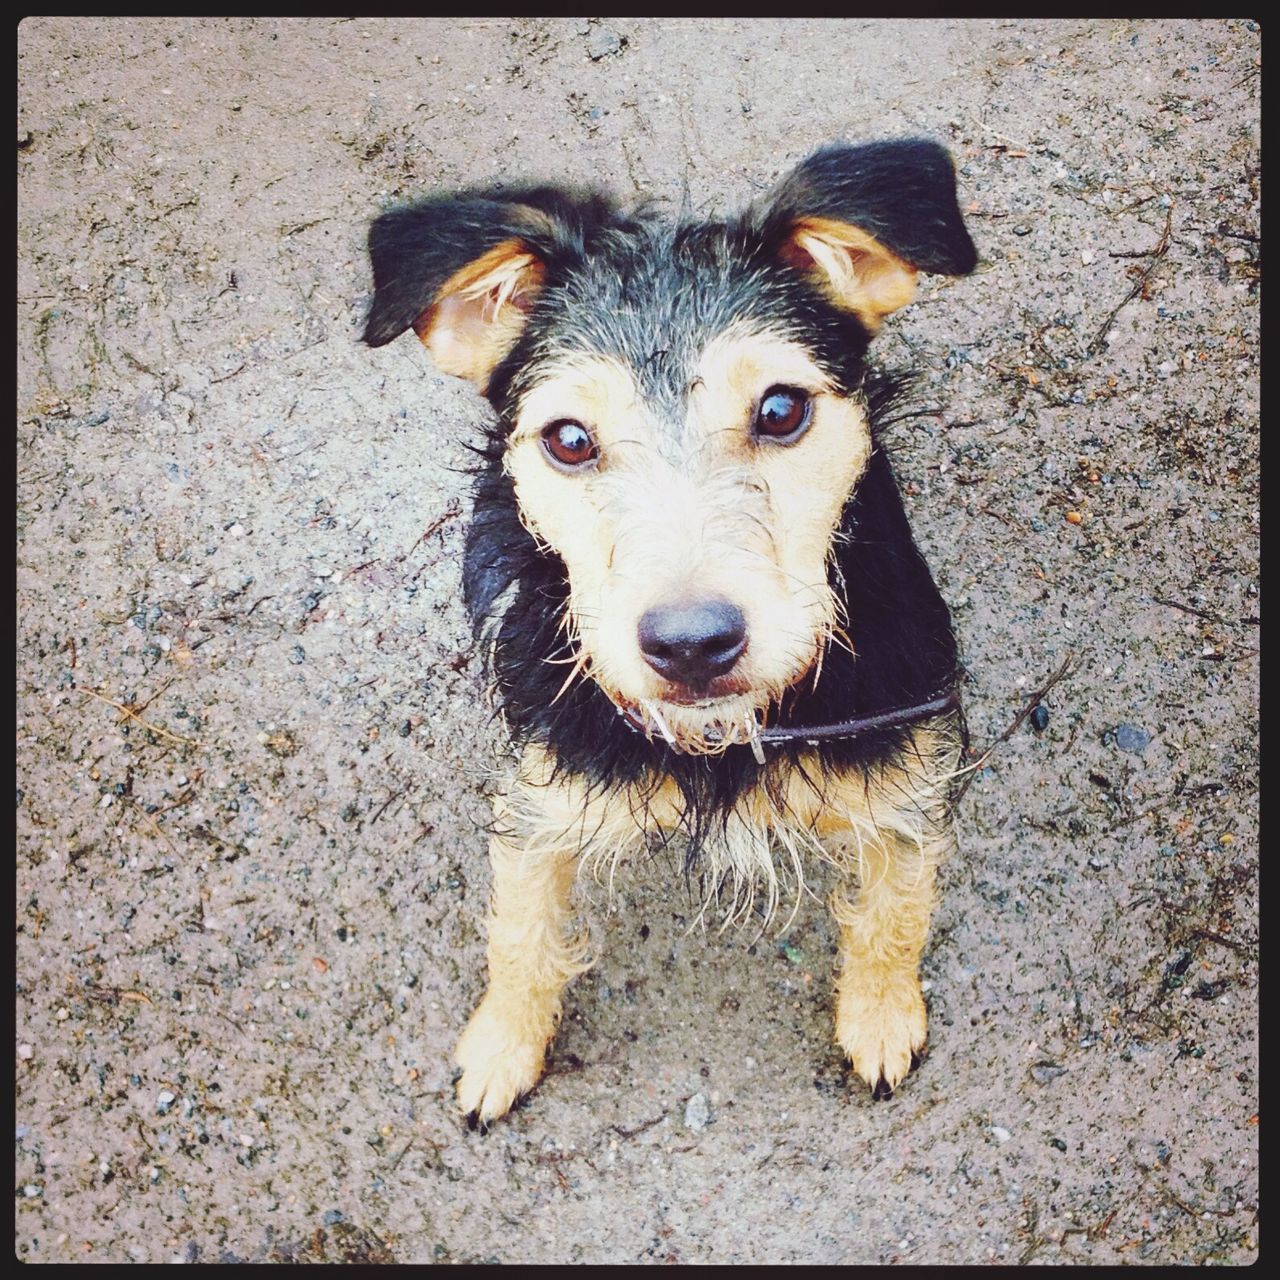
[637,599,747,689]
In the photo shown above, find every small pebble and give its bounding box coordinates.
[1030,704,1050,732]
[17,1043,33,1060]
[587,27,623,59]
[1064,510,1083,525]
[322,1209,345,1226]
[1013,224,1031,236]
[156,1091,177,1115]
[1113,724,1151,754]
[684,1093,712,1131]
[289,645,306,665]
[22,1184,42,1198]
[990,1125,1012,1143]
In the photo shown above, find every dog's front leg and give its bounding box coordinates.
[829,815,953,1096]
[454,765,594,1123]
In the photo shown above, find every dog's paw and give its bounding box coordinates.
[454,997,551,1124]
[835,975,927,1096]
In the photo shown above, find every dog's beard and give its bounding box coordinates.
[609,690,774,760]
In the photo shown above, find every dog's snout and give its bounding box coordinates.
[637,599,747,688]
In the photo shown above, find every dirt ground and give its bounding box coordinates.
[16,17,1259,1265]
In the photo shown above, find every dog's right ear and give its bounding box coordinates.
[363,188,603,392]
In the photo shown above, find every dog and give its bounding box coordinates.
[363,139,977,1123]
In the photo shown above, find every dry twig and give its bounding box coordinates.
[953,651,1080,804]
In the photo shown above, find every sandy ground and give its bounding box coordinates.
[16,17,1259,1265]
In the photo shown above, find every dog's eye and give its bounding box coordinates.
[753,387,812,443]
[541,419,599,470]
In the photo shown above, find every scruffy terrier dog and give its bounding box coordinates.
[364,140,977,1123]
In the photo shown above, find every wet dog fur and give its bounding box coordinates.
[363,139,977,1122]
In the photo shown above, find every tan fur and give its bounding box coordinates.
[822,732,957,1090]
[456,721,960,1118]
[415,239,547,390]
[453,758,600,1122]
[781,216,919,331]
[503,328,872,753]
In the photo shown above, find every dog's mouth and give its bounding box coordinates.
[614,694,770,762]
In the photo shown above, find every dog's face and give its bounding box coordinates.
[498,247,874,755]
[365,142,976,753]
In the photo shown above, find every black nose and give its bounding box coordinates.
[637,599,747,689]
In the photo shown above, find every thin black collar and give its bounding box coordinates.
[616,689,960,759]
[756,689,960,745]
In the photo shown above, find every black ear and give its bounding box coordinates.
[362,186,608,389]
[751,139,976,329]
[762,139,977,275]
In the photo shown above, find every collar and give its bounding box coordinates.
[617,689,960,762]
[755,690,960,746]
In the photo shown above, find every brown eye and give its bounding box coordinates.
[754,386,812,442]
[541,419,599,470]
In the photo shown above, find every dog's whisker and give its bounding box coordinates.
[550,648,591,704]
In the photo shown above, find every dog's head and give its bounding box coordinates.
[365,141,975,755]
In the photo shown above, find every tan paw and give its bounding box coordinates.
[454,996,552,1123]
[835,975,927,1096]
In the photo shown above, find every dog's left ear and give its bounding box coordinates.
[755,139,977,331]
